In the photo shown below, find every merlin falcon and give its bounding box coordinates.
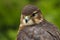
[17,5,60,40]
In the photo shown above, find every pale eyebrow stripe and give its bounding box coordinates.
[33,9,39,13]
[33,10,37,13]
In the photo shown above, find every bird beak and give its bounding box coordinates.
[25,16,30,23]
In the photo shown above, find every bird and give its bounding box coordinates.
[17,5,60,40]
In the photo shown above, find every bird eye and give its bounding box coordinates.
[31,13,37,17]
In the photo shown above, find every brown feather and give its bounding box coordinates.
[17,20,60,40]
[22,5,41,16]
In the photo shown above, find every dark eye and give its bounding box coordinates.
[31,13,36,17]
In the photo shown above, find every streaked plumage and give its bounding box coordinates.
[17,5,60,40]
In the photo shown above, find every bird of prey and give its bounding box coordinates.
[17,5,60,40]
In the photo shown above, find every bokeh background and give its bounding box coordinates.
[0,0,60,40]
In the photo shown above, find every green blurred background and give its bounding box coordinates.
[0,0,60,40]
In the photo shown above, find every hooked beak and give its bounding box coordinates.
[25,16,30,23]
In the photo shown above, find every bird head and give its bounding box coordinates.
[20,5,43,26]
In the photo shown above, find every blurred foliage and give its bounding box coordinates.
[0,0,60,40]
